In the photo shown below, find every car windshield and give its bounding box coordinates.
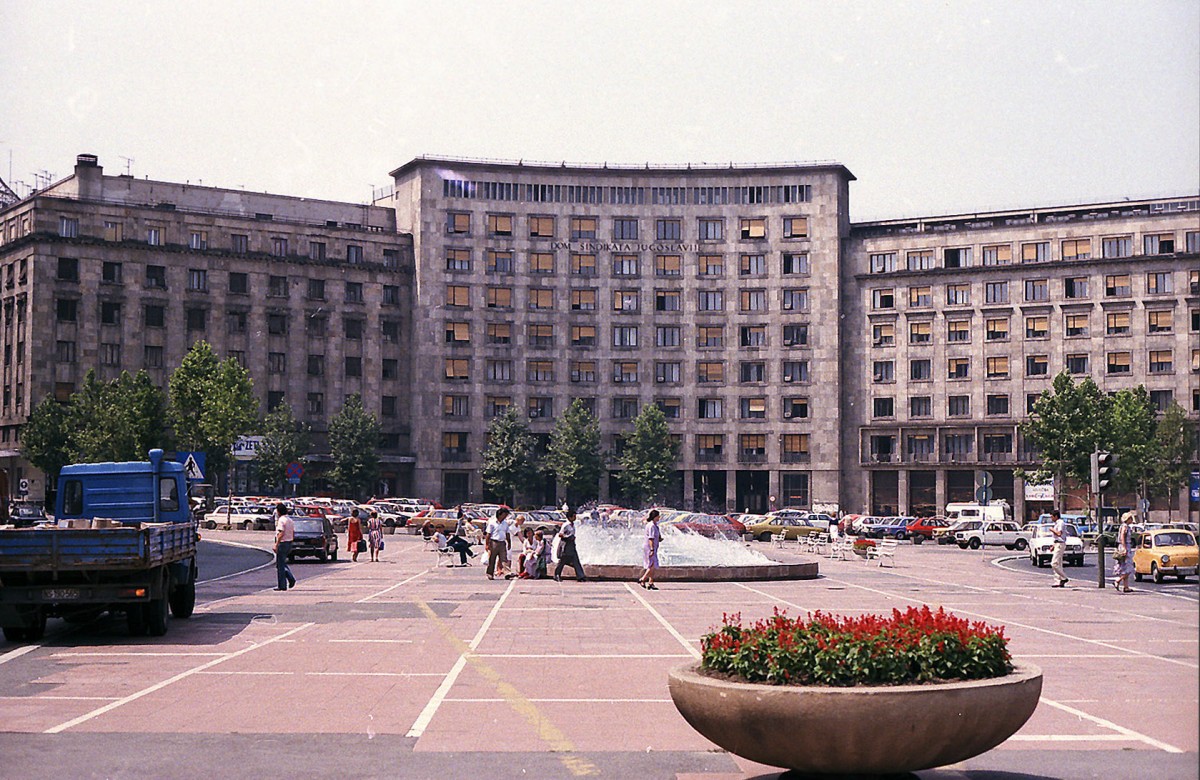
[293,519,324,533]
[1155,532,1195,547]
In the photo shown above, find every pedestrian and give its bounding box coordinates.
[638,509,661,590]
[347,508,364,562]
[1049,508,1069,588]
[445,524,476,566]
[512,526,536,579]
[273,502,296,591]
[485,508,512,580]
[554,509,587,582]
[367,509,384,562]
[1113,511,1136,593]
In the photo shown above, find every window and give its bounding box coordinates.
[231,234,249,254]
[529,397,554,419]
[944,434,972,456]
[268,275,288,297]
[948,395,970,416]
[103,221,123,242]
[946,283,970,306]
[697,434,724,456]
[529,324,554,347]
[487,287,513,309]
[442,395,469,418]
[344,356,362,377]
[613,361,638,384]
[1192,308,1200,332]
[445,248,471,273]
[948,358,970,379]
[487,214,514,237]
[739,254,766,276]
[267,236,287,258]
[1105,274,1131,297]
[656,325,681,347]
[102,261,123,284]
[443,432,468,456]
[299,279,323,302]
[986,394,1010,415]
[655,361,680,384]
[483,250,512,275]
[486,360,512,381]
[1146,272,1172,294]
[655,255,682,277]
[145,265,167,290]
[1065,313,1090,337]
[697,326,724,347]
[698,218,723,241]
[382,359,399,380]
[529,252,554,275]
[907,250,934,271]
[870,252,896,274]
[697,291,724,312]
[444,321,470,345]
[657,397,681,419]
[1143,233,1175,255]
[446,212,470,234]
[1149,390,1174,413]
[480,323,509,345]
[739,218,766,239]
[910,396,932,417]
[872,397,895,418]
[698,398,724,419]
[944,247,972,268]
[872,288,895,310]
[983,434,1013,456]
[1188,231,1200,253]
[1026,355,1049,376]
[1106,311,1131,335]
[612,397,638,419]
[309,241,326,261]
[739,434,767,457]
[56,340,75,363]
[1061,238,1091,261]
[781,434,809,461]
[1025,316,1049,339]
[984,281,1008,304]
[872,323,895,347]
[781,289,807,311]
[613,325,639,348]
[910,358,932,381]
[100,301,121,325]
[226,310,247,334]
[783,323,809,346]
[571,253,596,276]
[698,254,724,277]
[909,321,932,344]
[1066,354,1089,374]
[307,354,325,376]
[982,244,1012,266]
[986,356,1009,379]
[146,226,164,246]
[59,217,79,237]
[267,313,287,335]
[909,286,932,307]
[144,305,165,328]
[783,216,808,239]
[613,254,639,276]
[344,282,363,303]
[656,219,681,241]
[1102,235,1132,258]
[187,269,207,292]
[1024,279,1049,301]
[185,308,206,331]
[732,325,765,349]
[1107,352,1131,374]
[781,252,808,275]
[740,289,767,312]
[570,216,596,240]
[740,361,766,383]
[781,360,808,383]
[1147,310,1173,334]
[143,345,163,369]
[655,290,681,311]
[570,360,596,383]
[1021,242,1049,263]
[1148,350,1173,374]
[444,285,469,308]
[57,257,79,281]
[613,290,639,312]
[947,320,971,343]
[568,325,596,347]
[698,361,725,383]
[268,352,287,374]
[783,397,809,419]
[1064,277,1089,299]
[873,360,894,383]
[527,360,555,382]
[485,396,512,417]
[613,218,638,240]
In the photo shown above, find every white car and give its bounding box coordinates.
[1027,523,1085,568]
[955,520,1028,551]
[202,504,274,530]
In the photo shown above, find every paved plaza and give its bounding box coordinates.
[0,530,1196,779]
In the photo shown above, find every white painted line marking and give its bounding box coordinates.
[196,670,294,676]
[1040,697,1184,753]
[356,570,428,603]
[44,622,314,734]
[624,583,700,660]
[406,579,515,738]
[0,645,39,666]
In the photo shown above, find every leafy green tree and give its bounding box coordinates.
[168,341,257,479]
[254,404,310,495]
[1019,372,1109,507]
[1106,386,1158,497]
[169,342,220,450]
[617,403,679,507]
[1151,402,1198,519]
[546,399,603,505]
[327,394,380,500]
[21,396,73,487]
[481,407,539,506]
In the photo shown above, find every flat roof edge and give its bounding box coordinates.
[389,155,855,181]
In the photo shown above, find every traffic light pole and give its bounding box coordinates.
[1095,493,1106,589]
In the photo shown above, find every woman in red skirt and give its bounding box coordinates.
[347,508,364,562]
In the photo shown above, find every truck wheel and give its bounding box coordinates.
[969,538,982,550]
[3,626,26,642]
[1015,539,1028,551]
[146,594,169,637]
[25,610,46,641]
[127,606,148,637]
[169,582,196,619]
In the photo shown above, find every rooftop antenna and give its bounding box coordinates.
[119,156,134,176]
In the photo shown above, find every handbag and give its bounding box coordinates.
[356,539,367,553]
[1114,551,1127,563]
[379,539,385,551]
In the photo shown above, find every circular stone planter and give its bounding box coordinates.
[668,661,1042,775]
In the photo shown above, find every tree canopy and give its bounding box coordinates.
[168,341,257,477]
[481,407,539,506]
[546,399,603,505]
[254,403,310,495]
[617,403,679,507]
[327,394,380,500]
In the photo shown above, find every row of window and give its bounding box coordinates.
[58,216,401,266]
[871,309,1200,346]
[446,284,809,313]
[872,348,1196,384]
[442,428,810,459]
[443,393,812,422]
[441,178,813,207]
[867,230,1198,273]
[869,269,1193,310]
[444,248,811,277]
[446,211,810,242]
[445,357,811,384]
[872,387,1180,421]
[446,321,812,349]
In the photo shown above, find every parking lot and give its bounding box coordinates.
[0,529,1196,779]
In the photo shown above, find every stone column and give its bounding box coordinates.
[897,469,910,516]
[935,469,948,516]
[1014,473,1027,524]
[682,470,695,511]
[726,469,738,514]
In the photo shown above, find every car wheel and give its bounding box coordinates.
[758,532,771,543]
[241,521,253,531]
[958,543,968,550]
[1152,563,1164,584]
[895,531,906,541]
[1014,539,1028,551]
[319,550,328,563]
[969,538,981,550]
[1135,571,1143,582]
[912,535,924,545]
[1177,574,1188,582]
[1004,544,1015,551]
[205,521,216,530]
[331,547,338,562]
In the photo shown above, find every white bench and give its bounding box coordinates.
[828,537,850,560]
[772,532,788,548]
[866,539,898,567]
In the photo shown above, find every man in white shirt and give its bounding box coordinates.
[486,508,512,580]
[1049,509,1068,588]
[274,502,297,591]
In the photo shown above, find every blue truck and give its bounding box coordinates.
[0,449,198,642]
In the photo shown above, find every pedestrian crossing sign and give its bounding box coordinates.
[183,454,205,481]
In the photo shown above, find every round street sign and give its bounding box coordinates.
[977,471,994,488]
[285,462,305,480]
[975,486,993,504]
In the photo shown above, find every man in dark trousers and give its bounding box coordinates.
[553,509,587,582]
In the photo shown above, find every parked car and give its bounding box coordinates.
[864,516,914,540]
[289,516,338,562]
[803,513,836,531]
[665,513,745,539]
[936,519,980,545]
[202,504,273,530]
[853,515,890,535]
[907,516,950,544]
[1134,529,1199,583]
[956,520,1027,551]
[1027,523,1085,567]
[9,502,48,528]
[744,513,820,542]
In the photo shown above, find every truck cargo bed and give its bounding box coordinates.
[0,524,196,572]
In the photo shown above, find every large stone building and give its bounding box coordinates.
[2,153,1197,518]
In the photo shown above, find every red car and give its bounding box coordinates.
[906,516,951,544]
[665,513,746,539]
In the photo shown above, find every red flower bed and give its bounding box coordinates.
[701,606,1012,686]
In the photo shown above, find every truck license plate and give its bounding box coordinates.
[44,588,81,601]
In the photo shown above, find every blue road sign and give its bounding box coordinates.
[285,461,304,480]
[177,451,206,482]
[287,476,301,485]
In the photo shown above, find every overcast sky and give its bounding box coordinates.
[2,1,1197,220]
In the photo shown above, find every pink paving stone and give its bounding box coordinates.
[449,656,690,702]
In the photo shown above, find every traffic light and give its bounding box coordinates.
[1090,451,1119,494]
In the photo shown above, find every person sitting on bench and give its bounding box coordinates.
[438,524,476,565]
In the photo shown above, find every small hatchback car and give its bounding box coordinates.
[289,516,338,563]
[1133,529,1198,583]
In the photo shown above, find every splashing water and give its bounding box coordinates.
[576,522,774,567]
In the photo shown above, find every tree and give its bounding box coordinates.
[481,407,538,506]
[1106,386,1158,497]
[546,399,603,505]
[617,403,679,507]
[69,370,168,463]
[21,396,73,487]
[1019,372,1109,507]
[327,394,380,500]
[1150,402,1198,519]
[254,404,310,495]
[168,341,257,479]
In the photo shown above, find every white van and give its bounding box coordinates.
[945,501,1011,524]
